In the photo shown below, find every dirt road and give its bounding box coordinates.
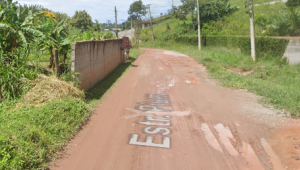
[51,48,300,170]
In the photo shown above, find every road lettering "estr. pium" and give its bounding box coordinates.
[128,94,172,149]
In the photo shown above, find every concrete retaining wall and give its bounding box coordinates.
[282,38,300,65]
[71,39,124,90]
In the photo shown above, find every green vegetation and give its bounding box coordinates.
[202,2,287,36]
[230,0,280,6]
[0,99,89,169]
[175,35,289,56]
[0,0,119,101]
[141,1,298,38]
[69,10,93,31]
[128,0,147,20]
[176,0,237,30]
[205,1,300,36]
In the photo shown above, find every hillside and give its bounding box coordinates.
[139,1,287,42]
[230,0,286,6]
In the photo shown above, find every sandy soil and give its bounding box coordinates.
[50,48,300,170]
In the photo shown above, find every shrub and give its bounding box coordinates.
[0,49,37,101]
[175,35,289,57]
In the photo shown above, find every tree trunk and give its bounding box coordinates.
[54,48,60,76]
[0,90,2,103]
[63,53,67,65]
[49,46,54,69]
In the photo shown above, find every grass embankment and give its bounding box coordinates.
[0,48,144,169]
[230,0,282,6]
[217,2,287,35]
[140,2,286,40]
[0,99,88,169]
[141,41,300,117]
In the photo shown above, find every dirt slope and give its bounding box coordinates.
[51,48,300,170]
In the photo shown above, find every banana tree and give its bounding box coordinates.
[37,14,72,71]
[48,19,71,69]
[54,20,74,67]
[0,0,48,56]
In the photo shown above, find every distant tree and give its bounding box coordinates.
[176,0,236,29]
[53,12,70,23]
[168,6,178,15]
[286,0,300,8]
[200,0,236,24]
[93,19,102,32]
[176,0,197,30]
[134,18,143,47]
[69,10,93,31]
[128,0,147,20]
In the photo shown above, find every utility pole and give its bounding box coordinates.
[148,4,155,42]
[196,0,201,51]
[249,0,256,61]
[115,6,119,39]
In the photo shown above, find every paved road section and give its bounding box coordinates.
[51,48,300,170]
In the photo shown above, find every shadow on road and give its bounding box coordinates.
[85,56,137,106]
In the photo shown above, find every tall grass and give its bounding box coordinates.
[0,99,89,169]
[0,49,38,100]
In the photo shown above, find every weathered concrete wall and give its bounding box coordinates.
[119,28,135,39]
[71,39,124,90]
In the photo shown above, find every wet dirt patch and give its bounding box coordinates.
[272,125,300,170]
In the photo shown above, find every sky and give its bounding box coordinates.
[17,0,183,23]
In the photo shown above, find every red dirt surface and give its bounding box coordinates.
[51,48,300,170]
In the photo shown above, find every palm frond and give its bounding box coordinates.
[0,8,5,19]
[17,30,28,47]
[0,23,16,34]
[22,10,34,27]
[22,27,46,39]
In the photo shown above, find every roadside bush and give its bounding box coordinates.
[0,99,89,169]
[0,50,37,101]
[175,35,289,57]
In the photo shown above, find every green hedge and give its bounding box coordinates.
[175,35,289,57]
